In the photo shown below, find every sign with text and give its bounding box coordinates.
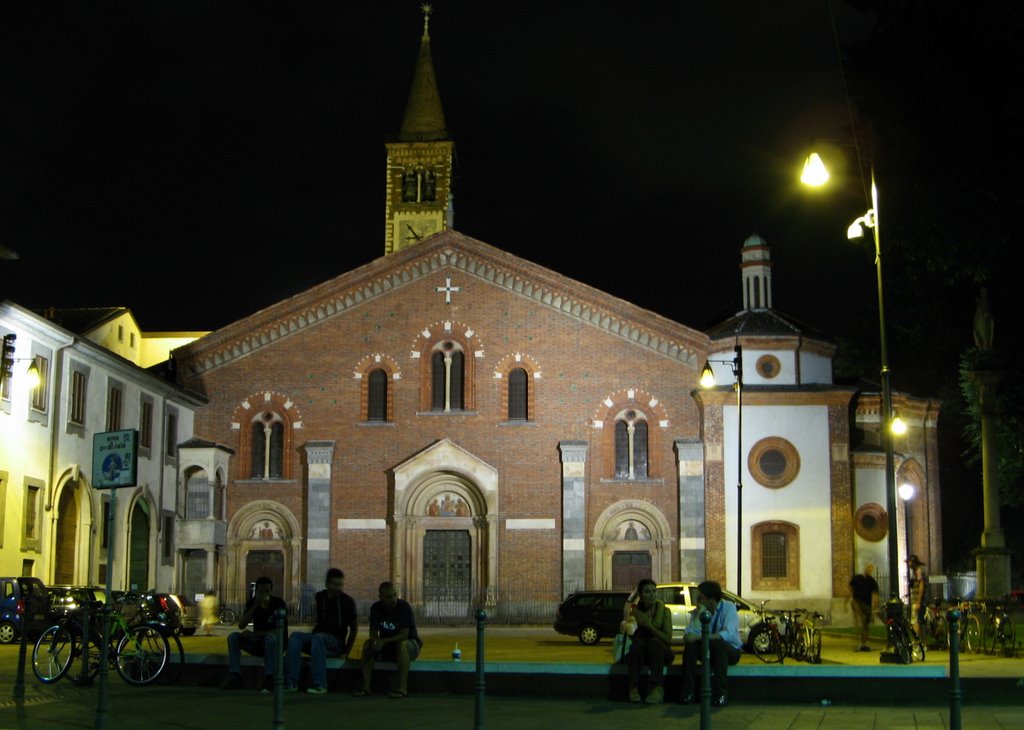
[92,430,139,489]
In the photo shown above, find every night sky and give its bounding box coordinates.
[1,1,876,337]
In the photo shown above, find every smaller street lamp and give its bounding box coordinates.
[699,345,744,597]
[1,333,41,393]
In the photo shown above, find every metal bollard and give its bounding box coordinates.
[273,608,286,730]
[947,609,961,730]
[96,604,113,730]
[13,603,28,713]
[700,609,712,730]
[474,608,487,730]
[75,602,94,686]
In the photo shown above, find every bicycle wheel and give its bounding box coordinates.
[892,626,911,664]
[790,625,807,662]
[963,615,982,654]
[1005,616,1017,657]
[807,628,822,664]
[219,607,237,625]
[156,631,185,685]
[32,625,74,683]
[982,621,997,655]
[932,615,948,650]
[749,623,784,663]
[115,625,169,686]
[911,638,926,662]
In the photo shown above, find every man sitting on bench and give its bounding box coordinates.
[679,580,742,707]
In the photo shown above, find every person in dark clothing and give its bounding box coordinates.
[848,563,880,651]
[221,576,289,692]
[284,567,358,694]
[355,581,423,699]
[623,578,674,705]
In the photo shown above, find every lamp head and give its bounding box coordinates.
[898,483,915,501]
[801,152,830,187]
[891,414,907,435]
[699,362,716,389]
[847,218,865,240]
[25,362,41,390]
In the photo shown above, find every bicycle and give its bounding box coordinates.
[952,598,983,654]
[882,599,925,664]
[794,608,824,664]
[32,593,170,686]
[747,600,785,664]
[981,598,1016,657]
[920,598,948,650]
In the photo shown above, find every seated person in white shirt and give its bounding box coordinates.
[680,580,742,707]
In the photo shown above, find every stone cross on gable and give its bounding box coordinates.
[436,276,460,304]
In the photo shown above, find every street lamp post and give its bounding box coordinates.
[803,154,901,602]
[700,345,744,597]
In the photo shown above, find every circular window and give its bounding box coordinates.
[854,502,888,541]
[748,437,800,488]
[756,355,782,379]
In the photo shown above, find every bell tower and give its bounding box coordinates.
[384,4,454,255]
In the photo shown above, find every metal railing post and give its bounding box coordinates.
[700,609,712,730]
[947,609,962,730]
[474,609,487,730]
[272,608,286,730]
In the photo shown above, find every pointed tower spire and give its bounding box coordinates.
[399,3,448,142]
[383,5,455,255]
[741,234,773,310]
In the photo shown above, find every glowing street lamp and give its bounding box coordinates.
[802,152,902,602]
[699,345,744,597]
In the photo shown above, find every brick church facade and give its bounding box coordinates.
[168,11,941,619]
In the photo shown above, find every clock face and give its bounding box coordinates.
[397,218,439,246]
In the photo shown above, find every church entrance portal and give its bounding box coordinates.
[423,530,471,620]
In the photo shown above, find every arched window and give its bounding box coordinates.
[185,471,210,519]
[751,521,800,590]
[508,368,528,420]
[430,342,464,412]
[250,412,284,479]
[614,410,648,479]
[368,368,389,421]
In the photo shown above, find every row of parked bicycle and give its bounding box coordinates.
[746,601,824,664]
[917,597,1017,657]
[32,590,187,687]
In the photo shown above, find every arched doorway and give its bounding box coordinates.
[391,440,499,617]
[54,485,78,584]
[128,500,150,590]
[592,500,672,589]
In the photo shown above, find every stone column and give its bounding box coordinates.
[971,290,1010,598]
[974,370,1010,598]
[558,441,588,596]
[675,439,706,580]
[304,441,335,585]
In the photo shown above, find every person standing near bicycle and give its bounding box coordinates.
[906,554,928,638]
[284,567,358,694]
[848,563,880,651]
[221,576,288,693]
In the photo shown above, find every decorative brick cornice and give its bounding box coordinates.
[174,233,706,377]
